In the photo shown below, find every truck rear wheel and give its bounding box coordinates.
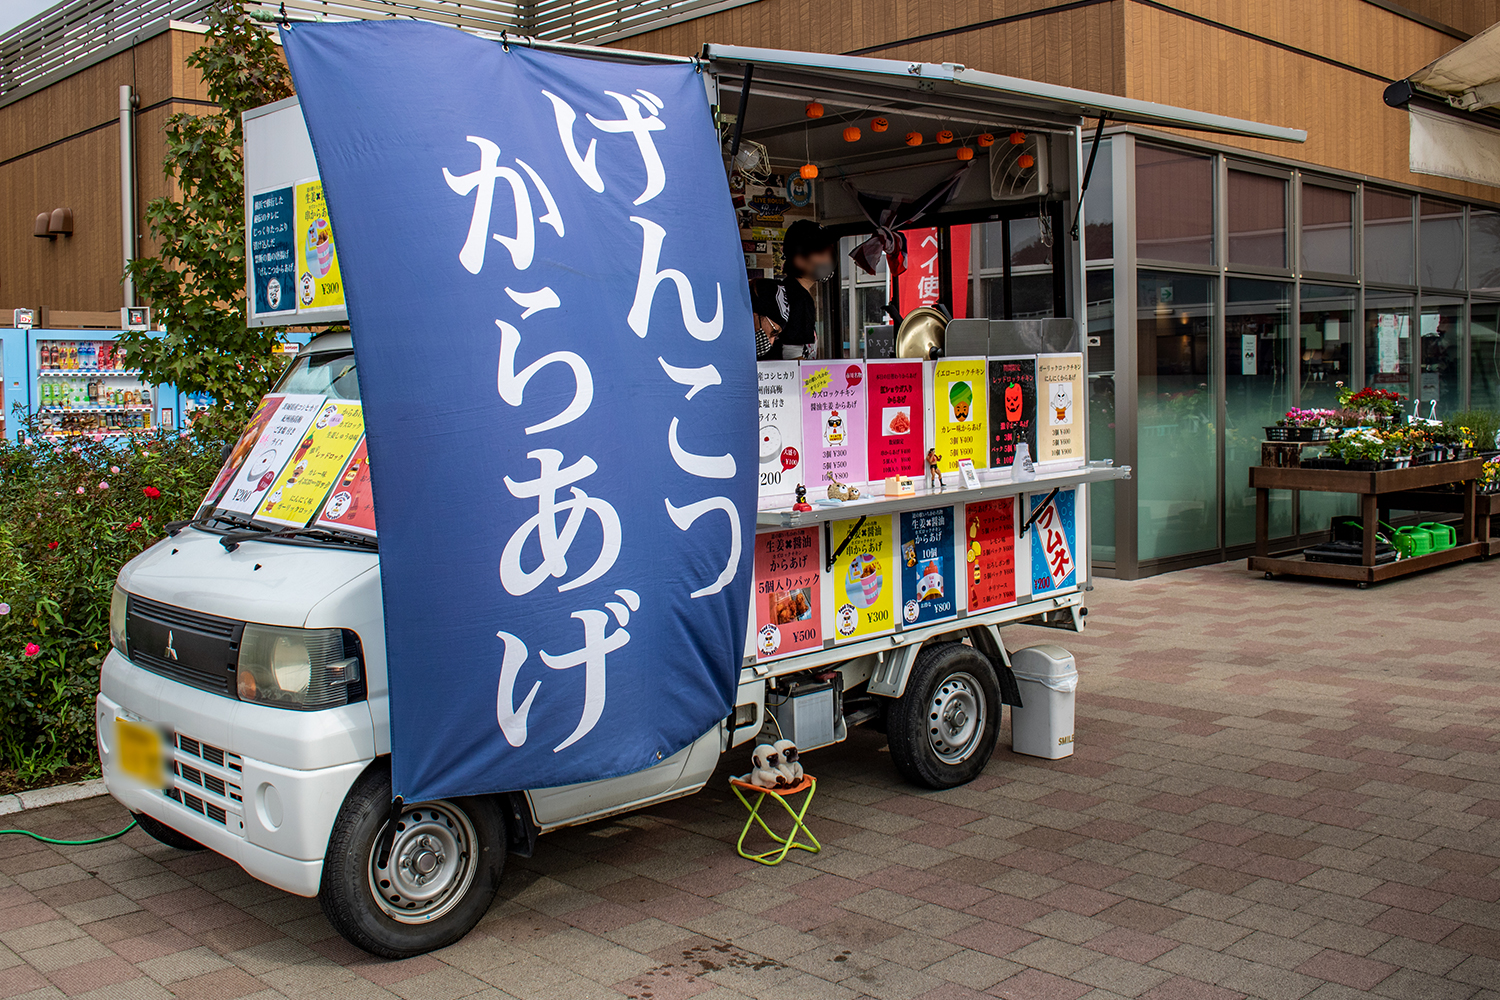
[319,762,506,958]
[888,642,1001,789]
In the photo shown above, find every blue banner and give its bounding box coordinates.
[282,22,756,801]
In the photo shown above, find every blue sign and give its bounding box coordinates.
[283,22,756,802]
[249,186,295,315]
[899,506,956,627]
[1029,489,1078,593]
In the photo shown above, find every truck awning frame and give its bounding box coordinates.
[1383,20,1500,188]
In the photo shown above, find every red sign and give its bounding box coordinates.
[964,498,1016,610]
[865,360,926,480]
[897,226,970,319]
[753,527,822,660]
[313,436,376,537]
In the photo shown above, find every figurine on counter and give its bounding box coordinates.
[826,474,861,502]
[792,484,812,511]
[926,448,945,490]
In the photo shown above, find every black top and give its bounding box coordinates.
[750,277,817,347]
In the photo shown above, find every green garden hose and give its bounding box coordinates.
[0,820,136,845]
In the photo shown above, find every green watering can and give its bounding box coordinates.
[1394,526,1433,559]
[1419,522,1457,551]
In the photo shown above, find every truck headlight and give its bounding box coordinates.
[236,625,360,710]
[110,586,128,655]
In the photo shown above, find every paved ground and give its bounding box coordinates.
[3,559,1500,1000]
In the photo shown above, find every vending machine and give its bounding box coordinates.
[24,329,176,443]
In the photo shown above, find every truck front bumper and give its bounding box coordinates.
[97,649,374,898]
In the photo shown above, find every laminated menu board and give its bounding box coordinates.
[314,437,376,537]
[801,361,867,488]
[1029,488,1078,593]
[201,394,285,512]
[899,506,957,628]
[989,356,1038,467]
[758,361,803,498]
[255,401,365,527]
[831,514,895,642]
[932,358,988,473]
[753,527,822,661]
[215,394,326,516]
[295,179,344,311]
[964,498,1017,611]
[865,360,926,480]
[1037,353,1085,464]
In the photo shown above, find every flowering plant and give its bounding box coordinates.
[1481,457,1500,493]
[1335,382,1405,420]
[1324,427,1399,463]
[1278,408,1340,428]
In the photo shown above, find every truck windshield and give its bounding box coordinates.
[277,350,359,399]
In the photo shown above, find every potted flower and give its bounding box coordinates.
[1317,427,1403,470]
[1335,383,1406,426]
[1480,456,1500,495]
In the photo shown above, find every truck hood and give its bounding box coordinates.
[120,526,379,627]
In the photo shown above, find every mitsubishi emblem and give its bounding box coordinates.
[165,631,178,661]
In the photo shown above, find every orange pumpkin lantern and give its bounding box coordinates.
[956,146,974,161]
[842,126,861,142]
[1018,153,1035,169]
[936,129,954,144]
[871,116,889,132]
[977,133,995,147]
[905,132,923,146]
[800,163,820,179]
[1009,130,1026,145]
[805,102,824,118]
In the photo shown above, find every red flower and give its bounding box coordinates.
[142,486,161,498]
[23,643,40,658]
[126,520,142,532]
[46,541,59,550]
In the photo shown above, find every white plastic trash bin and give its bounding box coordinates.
[1009,644,1077,759]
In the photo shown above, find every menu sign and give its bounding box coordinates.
[249,187,296,318]
[1029,488,1078,593]
[933,358,988,473]
[899,506,956,627]
[201,394,285,512]
[965,498,1017,610]
[314,437,376,537]
[215,394,326,516]
[295,179,344,311]
[831,514,895,643]
[865,360,926,480]
[989,356,1037,467]
[801,362,868,488]
[758,361,803,497]
[255,401,366,527]
[753,527,822,661]
[1037,353,1085,464]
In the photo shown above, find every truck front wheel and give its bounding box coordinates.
[888,642,1001,789]
[319,762,506,958]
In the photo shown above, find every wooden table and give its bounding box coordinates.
[1249,459,1483,585]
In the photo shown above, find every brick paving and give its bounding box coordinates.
[3,559,1499,1000]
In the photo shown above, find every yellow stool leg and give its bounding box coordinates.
[731,778,821,865]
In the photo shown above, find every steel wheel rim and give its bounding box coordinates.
[929,671,985,764]
[368,801,477,923]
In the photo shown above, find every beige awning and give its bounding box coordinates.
[1387,21,1500,188]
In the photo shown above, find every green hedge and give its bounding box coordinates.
[0,422,221,789]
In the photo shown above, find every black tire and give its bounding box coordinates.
[887,642,1002,789]
[319,761,506,958]
[133,812,205,851]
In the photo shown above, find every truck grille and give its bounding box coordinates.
[126,595,243,694]
[163,731,244,836]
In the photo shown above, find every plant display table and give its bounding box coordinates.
[1383,486,1500,557]
[1249,459,1483,585]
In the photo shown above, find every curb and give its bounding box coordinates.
[0,779,108,817]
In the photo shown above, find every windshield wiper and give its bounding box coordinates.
[220,523,377,552]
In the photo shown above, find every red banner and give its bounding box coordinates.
[897,226,970,319]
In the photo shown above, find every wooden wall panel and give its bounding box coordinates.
[1399,1,1500,38]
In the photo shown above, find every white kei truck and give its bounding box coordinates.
[96,40,1300,958]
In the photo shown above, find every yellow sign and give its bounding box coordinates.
[255,401,366,527]
[1037,353,1085,464]
[295,179,344,311]
[803,366,831,394]
[831,514,895,643]
[933,358,988,472]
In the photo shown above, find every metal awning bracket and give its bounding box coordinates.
[825,515,869,572]
[1018,487,1061,538]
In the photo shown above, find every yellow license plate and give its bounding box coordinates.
[114,717,169,788]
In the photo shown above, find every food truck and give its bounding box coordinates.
[96,25,1302,959]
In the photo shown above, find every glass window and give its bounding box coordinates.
[1227,170,1287,268]
[1136,145,1214,265]
[1301,182,1353,275]
[1420,199,1464,289]
[1419,297,1462,416]
[1365,293,1415,400]
[1084,138,1113,261]
[1011,273,1056,319]
[1470,210,1500,291]
[1299,285,1354,410]
[1471,300,1500,414]
[1009,217,1054,267]
[1137,272,1216,561]
[1225,279,1293,546]
[1365,190,1414,285]
[1086,270,1115,563]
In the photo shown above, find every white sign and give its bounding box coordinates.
[13,308,34,330]
[1240,334,1257,376]
[957,459,980,489]
[215,394,326,516]
[121,306,150,331]
[757,361,803,498]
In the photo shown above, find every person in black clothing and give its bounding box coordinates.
[751,219,836,361]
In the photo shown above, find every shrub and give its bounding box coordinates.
[0,419,221,788]
[1447,409,1500,451]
